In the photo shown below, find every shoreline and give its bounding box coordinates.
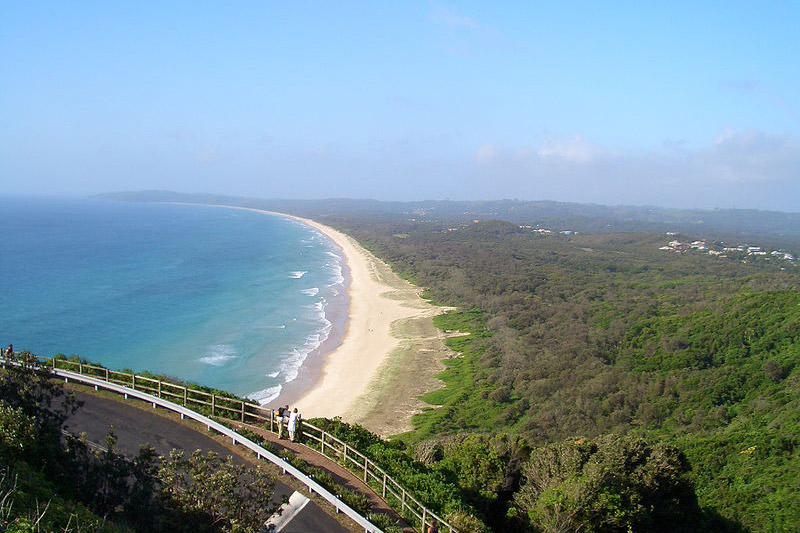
[173,202,453,434]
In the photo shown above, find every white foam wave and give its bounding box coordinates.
[289,271,307,279]
[267,371,280,378]
[300,287,320,296]
[270,298,333,386]
[325,261,345,287]
[198,344,238,366]
[247,385,282,405]
[325,251,340,259]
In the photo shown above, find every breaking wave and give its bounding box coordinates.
[198,344,238,366]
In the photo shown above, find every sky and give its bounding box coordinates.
[1,1,798,210]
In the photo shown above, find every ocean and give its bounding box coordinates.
[0,197,346,404]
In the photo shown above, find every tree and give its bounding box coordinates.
[515,435,701,533]
[159,449,281,533]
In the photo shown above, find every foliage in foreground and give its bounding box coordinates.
[0,358,280,533]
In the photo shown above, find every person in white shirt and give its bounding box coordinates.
[288,408,301,442]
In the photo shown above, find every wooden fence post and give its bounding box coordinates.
[321,433,326,456]
[382,474,387,498]
[105,368,109,381]
[183,387,187,406]
[132,374,136,389]
[421,508,427,533]
[241,402,245,422]
[363,458,368,482]
[158,380,162,397]
[212,395,216,416]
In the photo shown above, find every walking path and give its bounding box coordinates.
[229,420,411,532]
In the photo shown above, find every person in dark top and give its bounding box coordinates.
[276,404,289,438]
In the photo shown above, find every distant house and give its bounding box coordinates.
[771,251,796,260]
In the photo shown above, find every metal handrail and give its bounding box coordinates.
[1,356,382,533]
[7,354,458,533]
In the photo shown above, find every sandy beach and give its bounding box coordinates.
[193,204,454,435]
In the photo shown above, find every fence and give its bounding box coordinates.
[9,354,458,533]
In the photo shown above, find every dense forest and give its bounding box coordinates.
[323,216,799,532]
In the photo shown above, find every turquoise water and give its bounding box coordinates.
[0,197,346,403]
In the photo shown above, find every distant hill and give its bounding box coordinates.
[96,190,800,246]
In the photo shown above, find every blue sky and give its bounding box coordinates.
[2,1,798,210]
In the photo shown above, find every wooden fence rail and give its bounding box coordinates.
[10,354,458,533]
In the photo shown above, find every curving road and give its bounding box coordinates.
[65,390,350,533]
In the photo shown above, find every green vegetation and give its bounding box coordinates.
[0,355,281,532]
[514,435,702,533]
[308,417,488,530]
[321,216,799,532]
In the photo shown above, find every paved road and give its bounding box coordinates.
[66,390,350,533]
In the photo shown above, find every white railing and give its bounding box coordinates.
[1,356,382,533]
[7,354,458,533]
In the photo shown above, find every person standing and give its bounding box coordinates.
[5,344,12,359]
[288,407,301,442]
[427,519,439,533]
[276,404,289,439]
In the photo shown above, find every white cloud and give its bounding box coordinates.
[466,129,800,209]
[475,143,497,162]
[703,128,800,183]
[536,135,602,163]
[429,3,479,28]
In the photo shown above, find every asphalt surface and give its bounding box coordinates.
[65,390,350,533]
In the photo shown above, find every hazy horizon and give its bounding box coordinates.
[3,2,798,211]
